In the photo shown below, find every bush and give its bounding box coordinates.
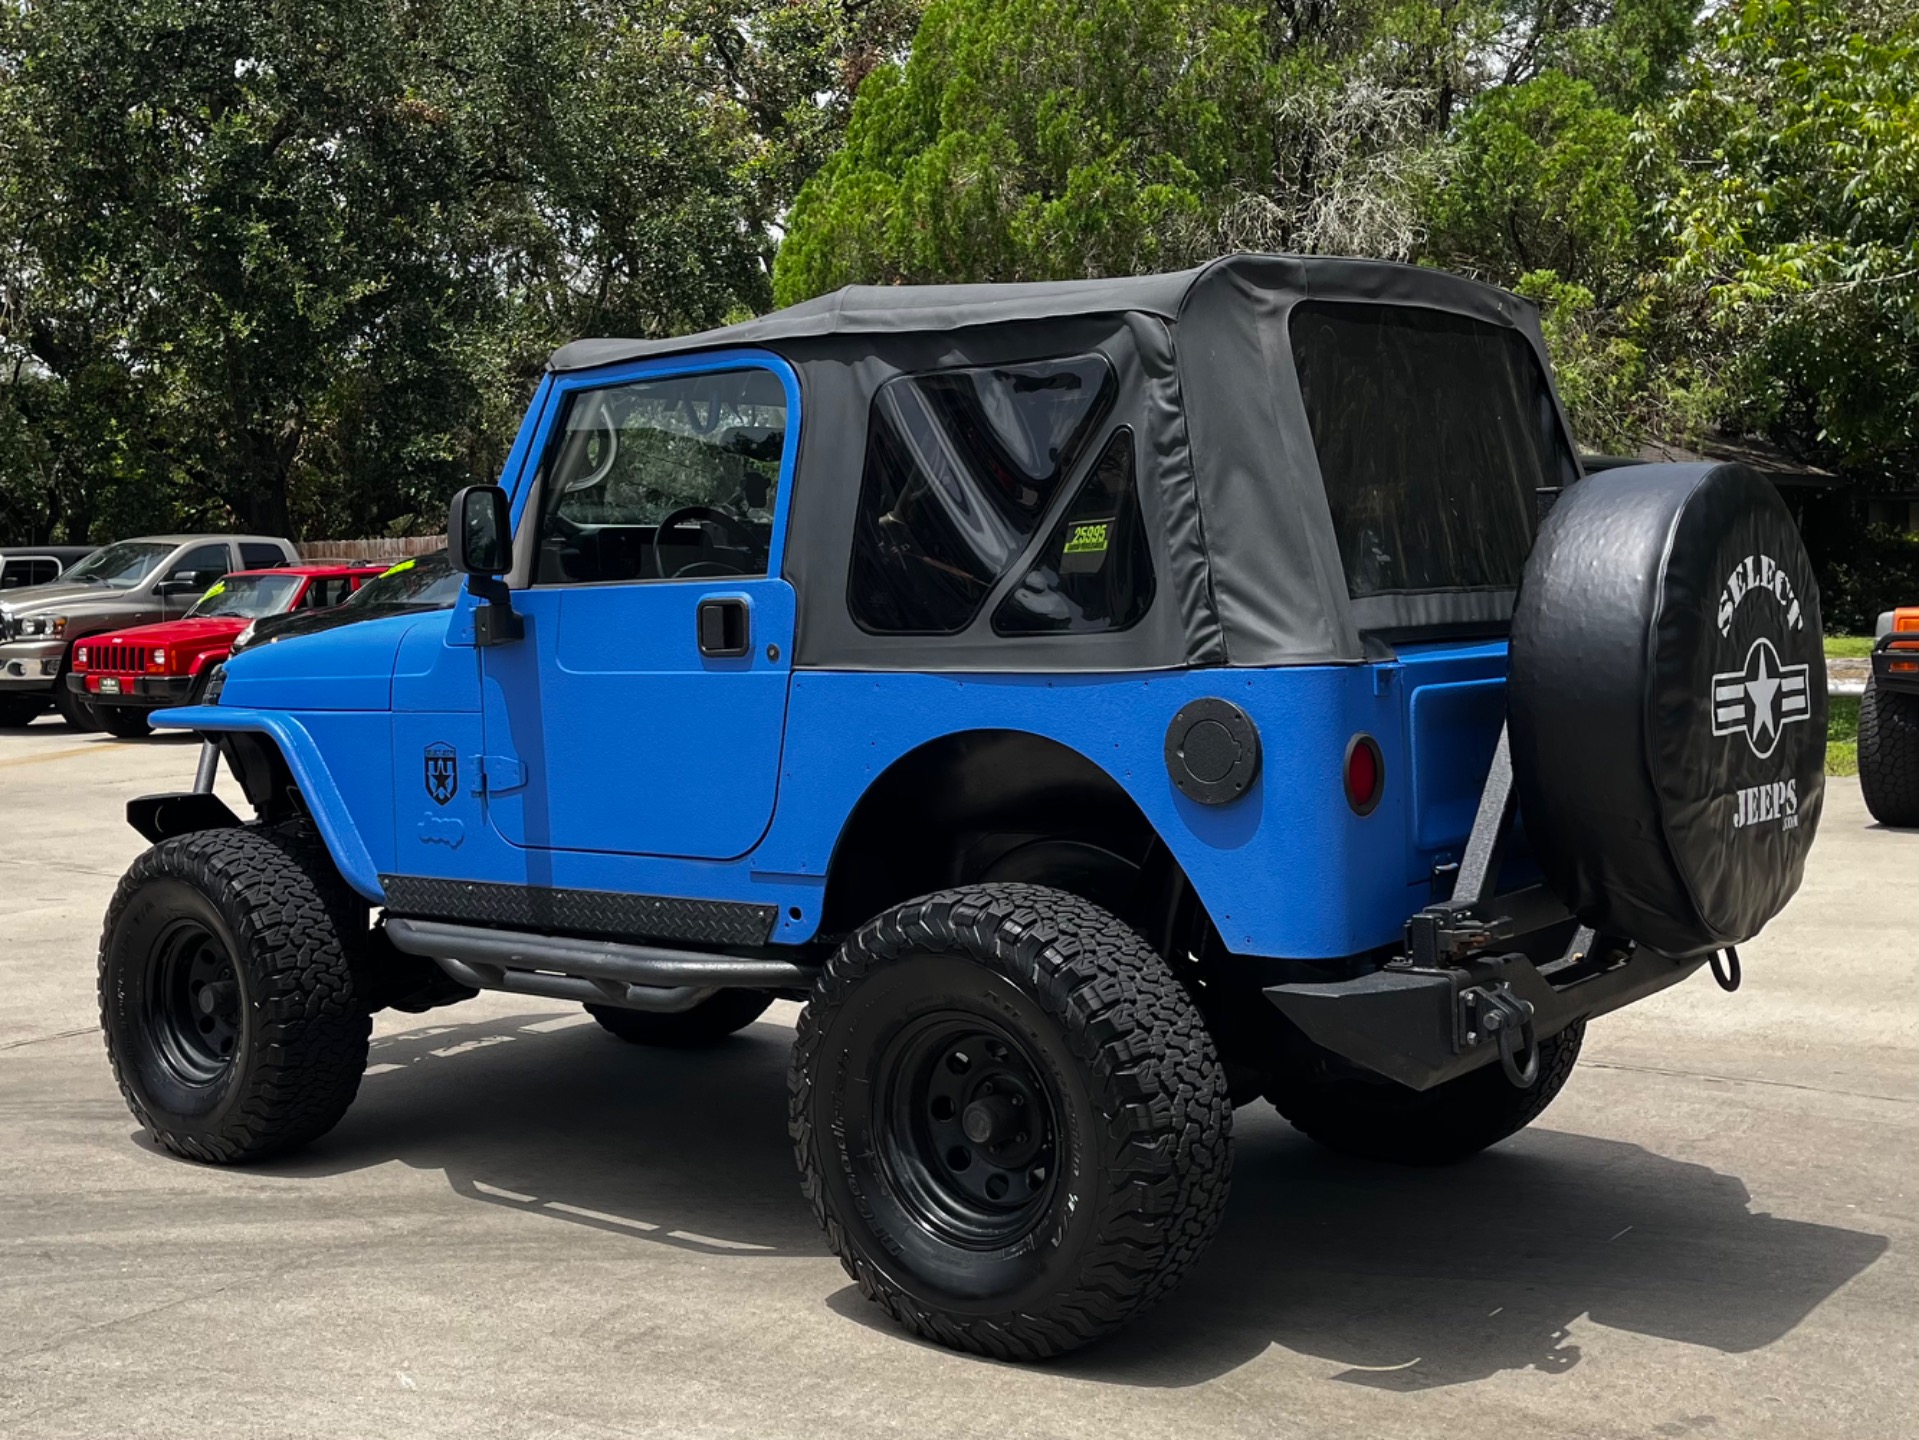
[1812,524,1919,634]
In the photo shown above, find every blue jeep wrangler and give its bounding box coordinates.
[98,255,1828,1361]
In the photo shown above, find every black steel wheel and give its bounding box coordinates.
[99,826,371,1163]
[874,1016,1061,1247]
[585,989,772,1047]
[144,916,244,1084]
[791,883,1232,1361]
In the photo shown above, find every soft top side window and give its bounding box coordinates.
[994,427,1153,635]
[531,367,789,586]
[849,355,1116,634]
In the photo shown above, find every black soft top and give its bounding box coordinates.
[543,255,1571,671]
[549,255,1531,372]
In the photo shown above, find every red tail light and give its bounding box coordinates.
[1344,733,1383,815]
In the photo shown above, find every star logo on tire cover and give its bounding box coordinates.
[1711,637,1811,759]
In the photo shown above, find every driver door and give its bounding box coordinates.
[478,358,798,860]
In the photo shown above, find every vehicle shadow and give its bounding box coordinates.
[1050,1123,1890,1390]
[253,1010,1888,1388]
[262,1009,824,1255]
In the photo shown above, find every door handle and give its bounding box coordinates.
[697,597,750,657]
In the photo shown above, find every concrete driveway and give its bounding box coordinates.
[1,718,1912,1439]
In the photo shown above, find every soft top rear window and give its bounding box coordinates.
[1289,301,1576,598]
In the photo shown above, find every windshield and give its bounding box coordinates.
[350,553,460,607]
[59,541,173,588]
[187,573,303,619]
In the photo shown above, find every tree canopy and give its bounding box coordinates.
[777,0,1916,505]
[0,0,1912,611]
[0,0,914,542]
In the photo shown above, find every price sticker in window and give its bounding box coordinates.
[1063,522,1110,556]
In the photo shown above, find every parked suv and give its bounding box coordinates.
[69,563,386,738]
[0,534,297,728]
[1859,605,1919,825]
[0,545,95,592]
[98,256,1827,1361]
[225,550,461,658]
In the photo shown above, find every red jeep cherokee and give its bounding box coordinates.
[70,563,383,737]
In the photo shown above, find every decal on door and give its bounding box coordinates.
[424,742,459,805]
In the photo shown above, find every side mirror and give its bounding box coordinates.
[449,485,513,577]
[155,579,201,597]
[447,484,522,645]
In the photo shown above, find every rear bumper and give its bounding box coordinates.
[1266,945,1707,1091]
[67,673,193,707]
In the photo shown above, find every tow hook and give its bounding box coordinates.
[1710,945,1742,993]
[1460,984,1539,1088]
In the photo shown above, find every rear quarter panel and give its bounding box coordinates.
[755,667,1420,959]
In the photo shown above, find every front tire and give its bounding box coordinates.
[585,989,772,1046]
[53,654,96,730]
[99,827,372,1163]
[95,705,153,739]
[791,883,1232,1361]
[1272,1020,1584,1166]
[0,695,46,728]
[1859,676,1919,827]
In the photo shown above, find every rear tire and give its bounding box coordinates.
[1859,677,1919,827]
[95,705,153,739]
[0,695,46,728]
[1273,1020,1584,1166]
[791,883,1232,1361]
[585,989,773,1047]
[98,826,371,1163]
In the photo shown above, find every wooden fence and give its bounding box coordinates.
[295,535,446,563]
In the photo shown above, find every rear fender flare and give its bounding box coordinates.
[151,706,385,904]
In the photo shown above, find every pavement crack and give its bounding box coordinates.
[0,1027,95,1052]
[1584,1059,1916,1104]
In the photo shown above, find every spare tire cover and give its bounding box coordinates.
[1509,462,1826,957]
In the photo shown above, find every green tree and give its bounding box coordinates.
[1655,0,1918,483]
[0,0,910,543]
[773,0,1698,305]
[1423,73,1642,300]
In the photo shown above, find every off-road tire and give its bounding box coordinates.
[96,705,153,739]
[1274,1020,1584,1166]
[1859,677,1919,827]
[585,989,773,1046]
[0,695,45,728]
[99,826,372,1163]
[791,883,1232,1361]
